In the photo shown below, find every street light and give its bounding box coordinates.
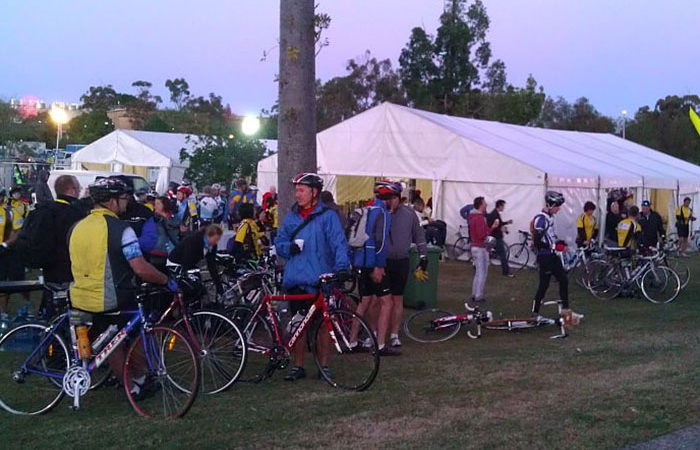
[49,106,69,169]
[241,115,261,136]
[621,109,628,139]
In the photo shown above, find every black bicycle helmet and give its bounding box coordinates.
[89,178,129,203]
[292,172,323,189]
[545,191,565,207]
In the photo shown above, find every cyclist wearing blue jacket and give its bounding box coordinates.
[348,181,401,356]
[274,173,350,381]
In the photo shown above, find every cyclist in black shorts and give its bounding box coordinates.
[380,181,428,348]
[348,181,397,356]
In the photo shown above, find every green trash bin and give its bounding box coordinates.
[403,245,441,310]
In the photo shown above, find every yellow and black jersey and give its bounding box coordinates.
[0,204,23,243]
[675,206,694,225]
[576,213,599,242]
[234,218,263,258]
[617,218,642,248]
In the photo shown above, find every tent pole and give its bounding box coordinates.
[596,176,604,245]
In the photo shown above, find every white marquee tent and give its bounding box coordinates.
[258,102,700,245]
[71,130,196,193]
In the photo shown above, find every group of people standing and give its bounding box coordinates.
[274,174,428,381]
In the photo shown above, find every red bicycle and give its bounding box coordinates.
[228,273,379,391]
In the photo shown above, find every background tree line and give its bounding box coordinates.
[2,0,698,185]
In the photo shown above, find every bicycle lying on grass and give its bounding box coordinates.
[229,273,379,391]
[0,283,200,417]
[404,300,575,343]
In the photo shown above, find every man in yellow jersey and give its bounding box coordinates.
[576,201,599,248]
[0,188,25,318]
[675,197,696,257]
[227,203,264,261]
[69,178,176,393]
[617,206,642,250]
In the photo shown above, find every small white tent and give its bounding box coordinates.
[71,130,196,193]
[258,103,700,245]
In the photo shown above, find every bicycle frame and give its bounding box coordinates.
[18,304,157,410]
[246,289,345,358]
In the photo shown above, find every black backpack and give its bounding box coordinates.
[17,202,56,269]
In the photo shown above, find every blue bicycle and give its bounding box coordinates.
[0,284,200,417]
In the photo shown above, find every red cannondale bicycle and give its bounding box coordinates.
[404,300,574,343]
[228,273,379,391]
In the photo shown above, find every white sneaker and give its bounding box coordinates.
[390,336,402,347]
[361,337,373,348]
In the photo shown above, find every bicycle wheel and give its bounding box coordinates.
[403,309,461,343]
[586,260,623,300]
[0,323,69,415]
[124,326,199,418]
[452,237,471,260]
[313,309,379,391]
[664,257,690,289]
[507,243,531,272]
[173,310,247,394]
[640,266,681,304]
[227,305,275,382]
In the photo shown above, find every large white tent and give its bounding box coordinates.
[71,130,196,193]
[258,103,700,245]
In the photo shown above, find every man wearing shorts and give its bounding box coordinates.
[348,181,396,356]
[675,197,696,256]
[379,181,428,348]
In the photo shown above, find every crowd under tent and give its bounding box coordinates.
[259,102,700,246]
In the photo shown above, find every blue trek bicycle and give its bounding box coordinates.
[0,283,200,418]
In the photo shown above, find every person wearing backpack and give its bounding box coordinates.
[347,181,396,356]
[274,173,350,381]
[139,196,180,272]
[531,191,579,327]
[227,203,264,262]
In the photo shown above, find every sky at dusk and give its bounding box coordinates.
[1,0,698,118]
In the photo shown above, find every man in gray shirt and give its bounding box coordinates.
[380,181,428,348]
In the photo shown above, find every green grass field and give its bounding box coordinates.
[3,257,699,449]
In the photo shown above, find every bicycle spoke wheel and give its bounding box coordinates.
[313,310,379,391]
[403,309,461,343]
[507,243,530,272]
[124,326,199,418]
[174,310,247,394]
[587,261,623,300]
[227,306,275,382]
[641,266,681,304]
[664,257,690,289]
[0,323,69,415]
[452,237,471,261]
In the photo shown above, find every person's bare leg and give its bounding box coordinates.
[680,237,688,254]
[317,327,330,367]
[292,332,306,368]
[349,296,372,343]
[390,295,404,335]
[376,295,393,348]
[367,296,381,333]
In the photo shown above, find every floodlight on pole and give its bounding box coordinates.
[241,115,261,136]
[49,106,70,168]
[621,109,628,139]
